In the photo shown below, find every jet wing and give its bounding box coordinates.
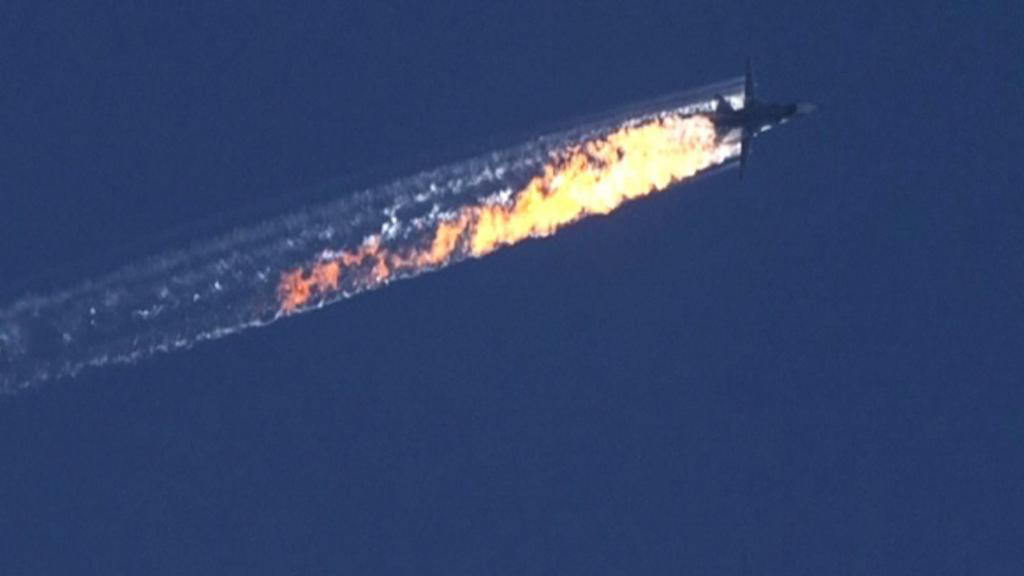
[739,134,750,179]
[745,57,755,102]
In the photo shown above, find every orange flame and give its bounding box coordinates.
[278,114,722,313]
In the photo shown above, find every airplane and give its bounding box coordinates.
[711,59,816,177]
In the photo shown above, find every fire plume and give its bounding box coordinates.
[278,114,722,313]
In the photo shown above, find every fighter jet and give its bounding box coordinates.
[711,59,816,177]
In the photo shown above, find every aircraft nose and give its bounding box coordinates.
[797,102,817,115]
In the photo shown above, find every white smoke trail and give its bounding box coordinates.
[0,78,743,394]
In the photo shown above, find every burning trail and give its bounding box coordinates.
[278,114,732,313]
[0,78,743,393]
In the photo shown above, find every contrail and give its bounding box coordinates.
[0,78,743,394]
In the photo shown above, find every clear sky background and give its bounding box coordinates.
[1,2,1022,573]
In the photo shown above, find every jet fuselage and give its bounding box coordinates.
[707,59,815,177]
[712,100,815,138]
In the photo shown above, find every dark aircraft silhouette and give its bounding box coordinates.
[711,59,816,177]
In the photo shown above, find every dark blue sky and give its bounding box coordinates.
[2,2,1022,573]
